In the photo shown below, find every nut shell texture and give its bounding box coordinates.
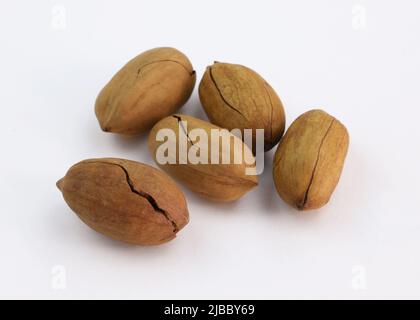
[148,114,258,202]
[95,47,196,136]
[273,110,349,210]
[57,158,189,245]
[199,62,285,151]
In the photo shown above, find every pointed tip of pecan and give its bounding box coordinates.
[56,178,64,191]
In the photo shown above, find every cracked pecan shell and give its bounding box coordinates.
[273,110,349,210]
[199,62,285,151]
[56,158,189,245]
[148,114,258,202]
[95,47,196,136]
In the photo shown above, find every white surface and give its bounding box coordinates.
[1,0,419,299]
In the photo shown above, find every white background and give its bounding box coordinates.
[1,0,419,299]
